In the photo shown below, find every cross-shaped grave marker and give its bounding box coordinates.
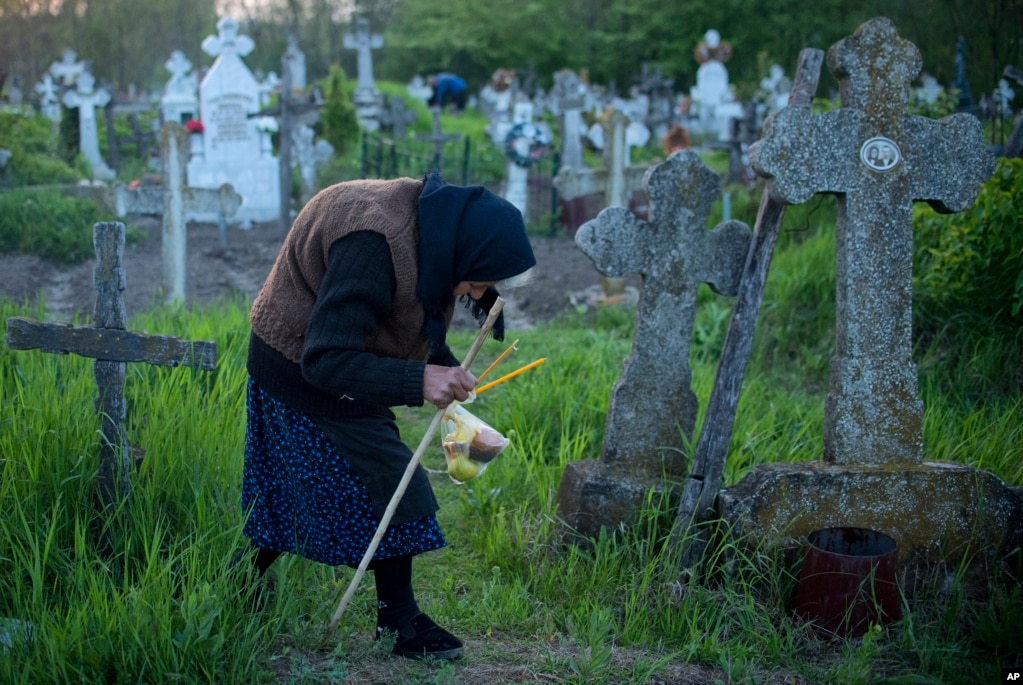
[749,17,995,467]
[63,71,115,180]
[35,74,61,121]
[6,222,217,504]
[49,49,85,87]
[416,107,461,173]
[114,123,241,301]
[555,151,751,538]
[380,94,418,140]
[553,108,650,294]
[343,17,383,95]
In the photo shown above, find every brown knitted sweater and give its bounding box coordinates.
[251,177,429,364]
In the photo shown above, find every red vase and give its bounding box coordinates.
[793,527,902,638]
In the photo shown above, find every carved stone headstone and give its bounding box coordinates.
[115,123,242,302]
[343,17,383,131]
[34,74,61,122]
[716,17,1017,572]
[187,16,280,223]
[553,109,648,293]
[63,71,115,180]
[751,17,994,467]
[5,223,217,504]
[556,151,752,538]
[161,50,199,125]
[49,49,85,87]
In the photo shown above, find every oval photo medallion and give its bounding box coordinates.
[860,137,901,172]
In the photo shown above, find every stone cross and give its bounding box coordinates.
[293,125,334,204]
[63,71,115,180]
[749,17,994,466]
[49,49,85,87]
[551,69,587,169]
[553,109,649,294]
[416,108,461,172]
[115,123,241,301]
[556,151,751,538]
[380,95,418,140]
[343,17,383,95]
[161,50,199,126]
[202,15,254,61]
[578,150,751,471]
[5,222,216,504]
[165,50,194,93]
[35,74,61,121]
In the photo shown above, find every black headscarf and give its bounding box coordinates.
[416,171,536,359]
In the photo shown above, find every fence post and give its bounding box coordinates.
[550,151,561,235]
[361,133,368,178]
[461,137,471,185]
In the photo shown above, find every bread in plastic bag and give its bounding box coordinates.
[440,403,510,483]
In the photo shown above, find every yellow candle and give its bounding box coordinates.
[475,358,546,395]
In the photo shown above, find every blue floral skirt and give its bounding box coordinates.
[241,378,445,566]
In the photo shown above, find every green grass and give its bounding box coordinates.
[1,281,1020,683]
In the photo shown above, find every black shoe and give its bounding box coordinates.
[378,613,464,661]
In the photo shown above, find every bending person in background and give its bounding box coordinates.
[238,171,536,661]
[427,72,468,112]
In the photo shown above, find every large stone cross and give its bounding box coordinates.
[114,123,242,302]
[576,150,751,474]
[553,109,650,294]
[343,17,383,94]
[202,16,254,61]
[49,49,85,86]
[6,223,217,504]
[749,17,995,466]
[63,71,115,180]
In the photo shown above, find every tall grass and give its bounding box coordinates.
[2,269,1021,682]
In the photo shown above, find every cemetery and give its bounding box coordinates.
[0,4,1021,683]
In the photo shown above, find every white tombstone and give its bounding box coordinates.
[50,50,85,87]
[503,101,536,216]
[406,75,433,104]
[690,29,732,138]
[63,72,115,180]
[35,74,61,122]
[187,16,280,223]
[284,36,306,91]
[293,125,334,204]
[343,17,383,131]
[915,73,943,105]
[993,78,1015,116]
[161,50,199,125]
[258,72,280,107]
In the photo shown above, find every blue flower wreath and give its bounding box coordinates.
[503,122,550,168]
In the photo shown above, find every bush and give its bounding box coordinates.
[0,111,81,186]
[319,64,360,158]
[0,190,117,263]
[914,156,1023,330]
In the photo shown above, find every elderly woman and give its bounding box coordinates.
[238,171,536,661]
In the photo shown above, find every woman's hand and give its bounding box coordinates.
[423,365,476,408]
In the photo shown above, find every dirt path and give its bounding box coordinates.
[0,216,637,330]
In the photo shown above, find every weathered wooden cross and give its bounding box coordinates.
[749,17,994,466]
[5,222,217,504]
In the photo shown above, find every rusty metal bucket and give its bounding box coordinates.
[793,527,902,638]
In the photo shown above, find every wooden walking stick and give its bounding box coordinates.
[669,48,825,567]
[326,297,505,637]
